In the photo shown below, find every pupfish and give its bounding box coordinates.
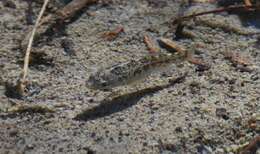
[87,53,183,90]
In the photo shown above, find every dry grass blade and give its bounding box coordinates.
[18,0,50,96]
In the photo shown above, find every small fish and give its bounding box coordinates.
[87,53,182,90]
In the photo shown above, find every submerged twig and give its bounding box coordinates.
[158,38,187,56]
[173,4,260,25]
[18,0,49,96]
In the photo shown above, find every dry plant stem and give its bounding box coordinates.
[173,4,260,24]
[20,0,49,91]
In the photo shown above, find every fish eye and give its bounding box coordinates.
[101,82,107,87]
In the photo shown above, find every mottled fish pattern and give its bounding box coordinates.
[87,53,182,90]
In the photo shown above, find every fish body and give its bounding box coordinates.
[87,53,181,90]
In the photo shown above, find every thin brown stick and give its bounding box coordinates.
[173,4,260,25]
[158,38,187,56]
[19,0,49,95]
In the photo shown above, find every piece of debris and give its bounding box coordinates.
[144,35,159,53]
[173,3,260,35]
[158,38,187,56]
[101,26,124,41]
[173,4,260,25]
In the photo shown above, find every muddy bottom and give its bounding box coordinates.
[0,0,259,153]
